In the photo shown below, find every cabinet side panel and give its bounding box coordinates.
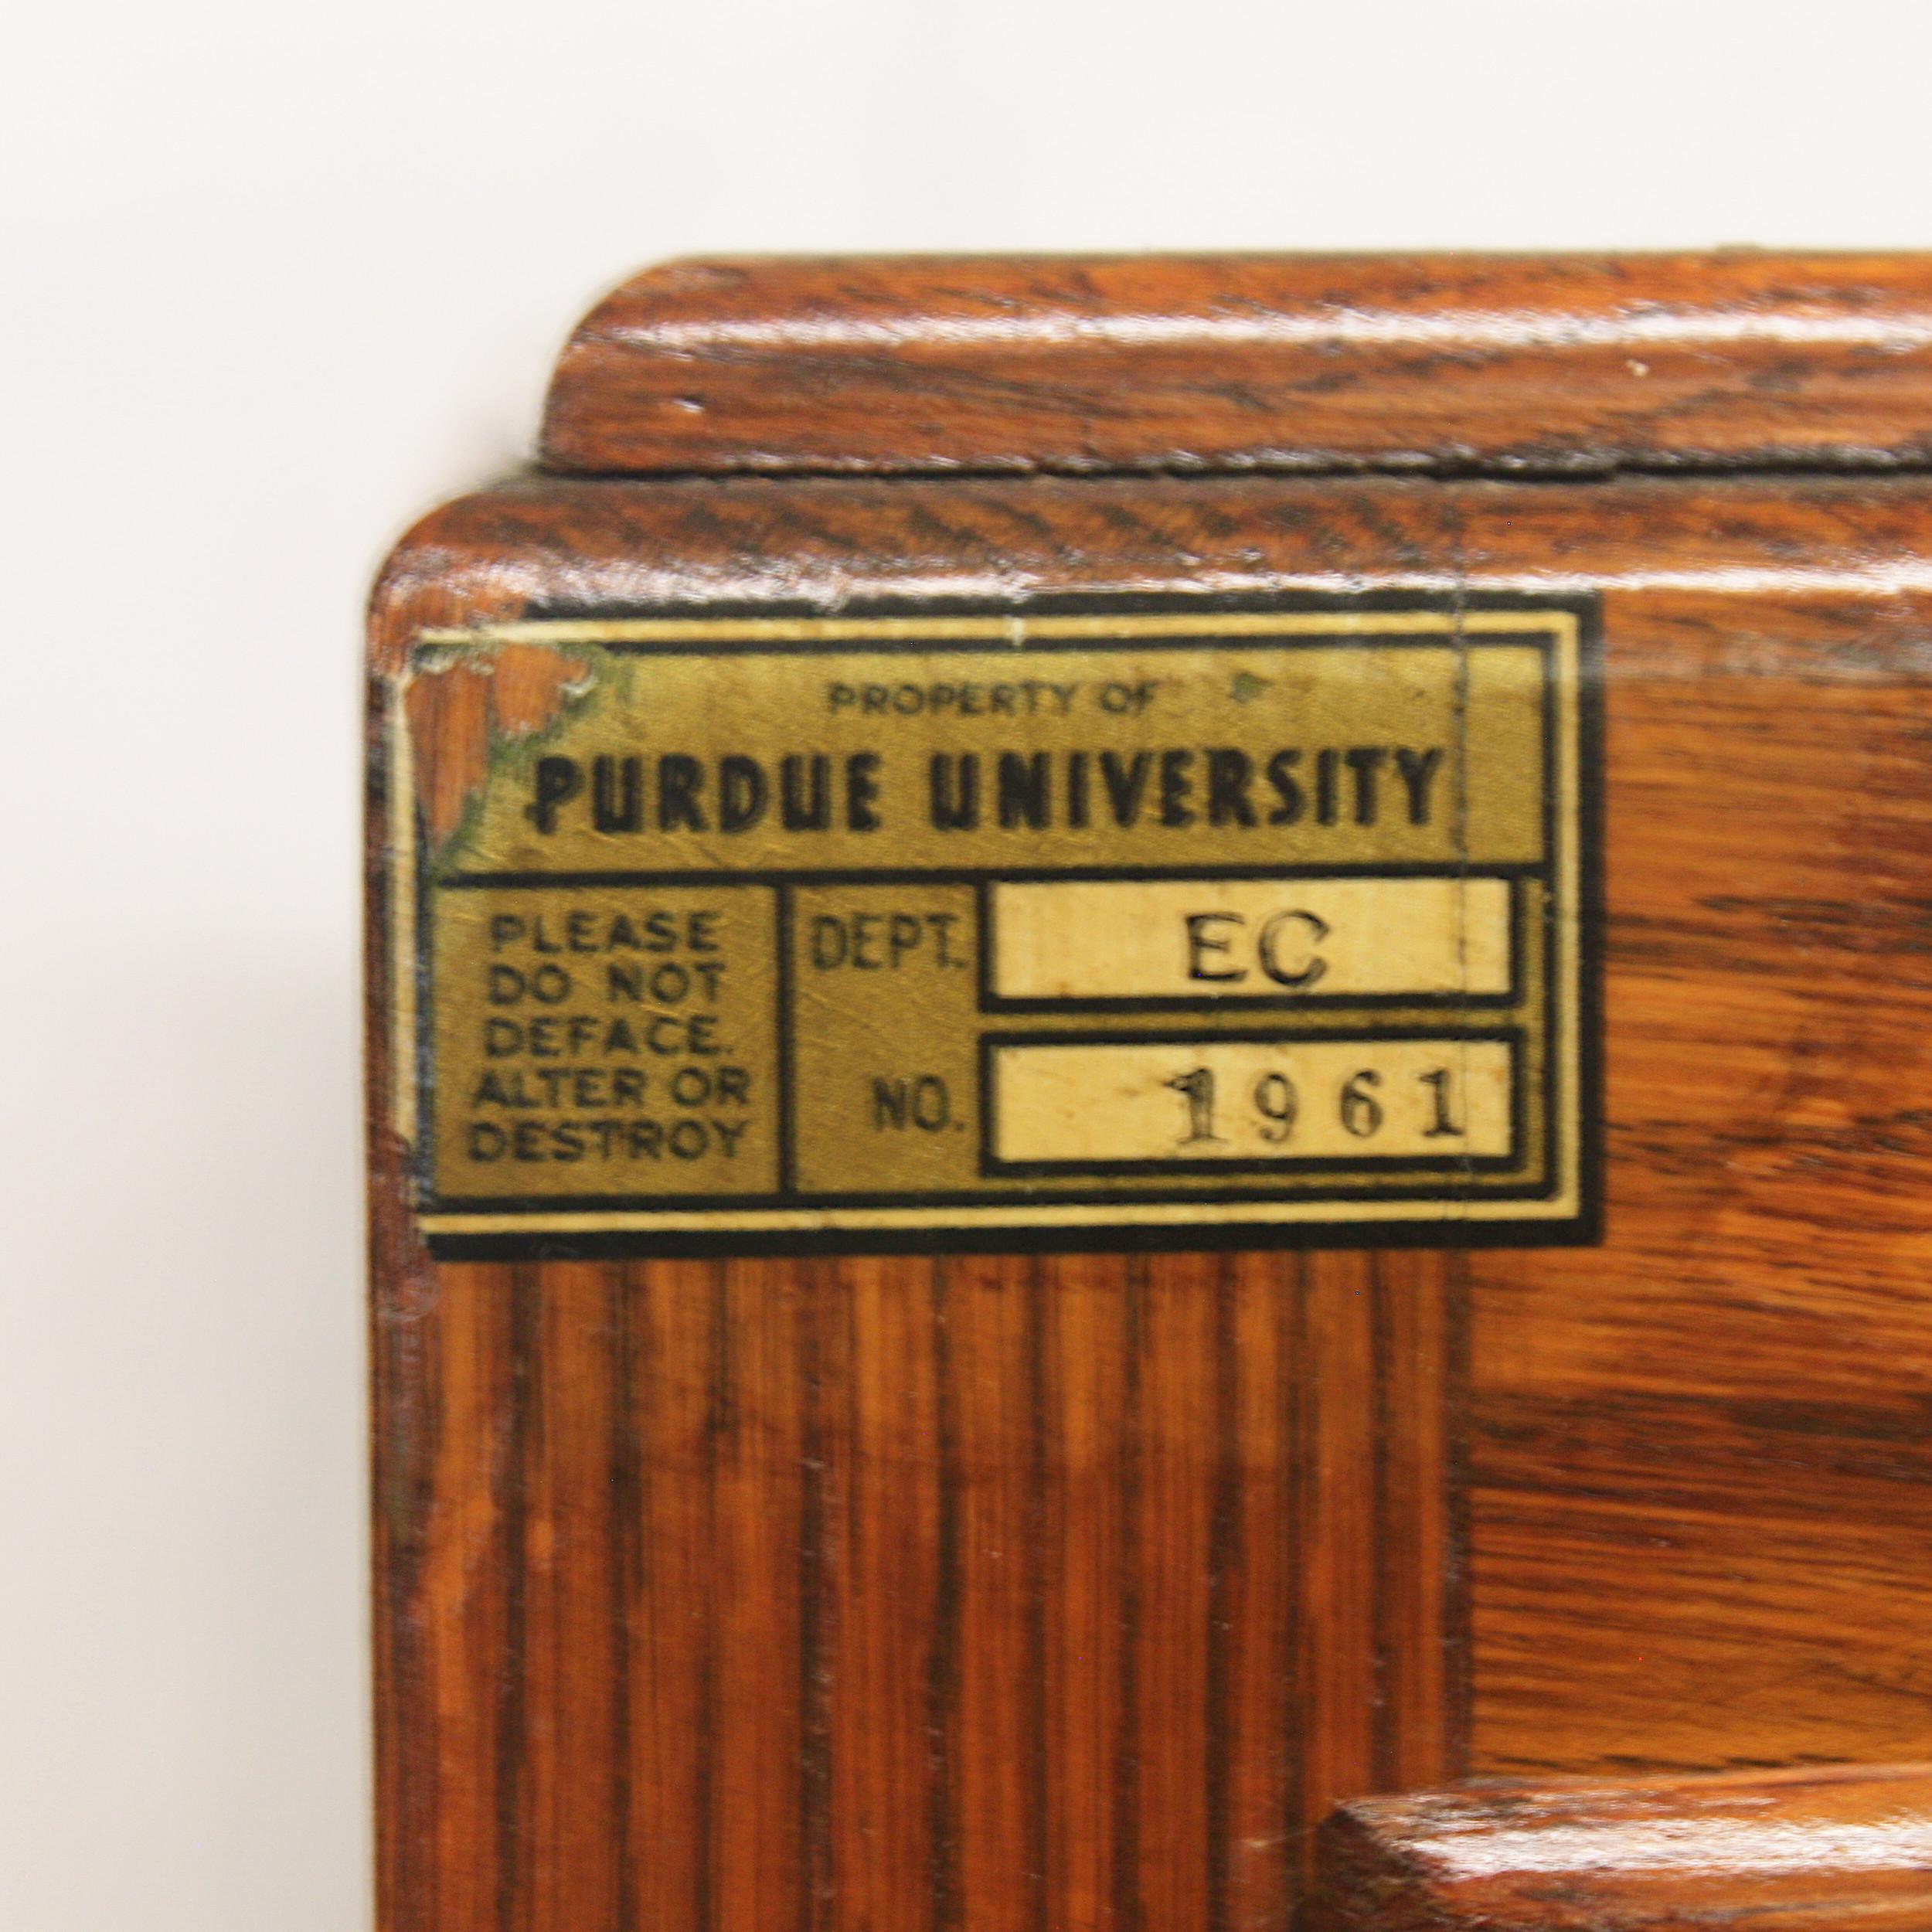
[1468,577,1932,1774]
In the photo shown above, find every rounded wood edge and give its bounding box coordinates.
[1304,1763,1932,1932]
[536,251,1932,479]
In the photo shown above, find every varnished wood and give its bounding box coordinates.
[374,259,1932,1932]
[1308,1762,1932,1932]
[541,253,1932,477]
[368,1217,1457,1932]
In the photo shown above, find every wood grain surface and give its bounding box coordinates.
[540,253,1932,478]
[1308,1760,1932,1932]
[374,275,1932,1932]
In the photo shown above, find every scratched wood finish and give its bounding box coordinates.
[541,253,1932,477]
[1308,1761,1932,1932]
[374,257,1932,1932]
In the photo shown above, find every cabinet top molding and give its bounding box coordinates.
[539,253,1932,479]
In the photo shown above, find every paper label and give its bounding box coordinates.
[388,598,1599,1254]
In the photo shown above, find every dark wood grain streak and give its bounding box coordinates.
[541,254,1932,479]
[717,1257,810,1932]
[1296,1255,1379,1872]
[495,1267,530,1932]
[1205,1257,1239,1932]
[1024,1262,1050,1932]
[624,1259,716,1932]
[1224,1250,1298,1932]
[1040,1251,1133,1932]
[609,1262,641,1932]
[927,1260,962,1932]
[1113,1263,1145,1932]
[1374,1251,1464,1794]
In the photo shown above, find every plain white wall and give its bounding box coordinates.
[3,2,1928,1925]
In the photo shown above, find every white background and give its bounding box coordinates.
[2,2,1926,1925]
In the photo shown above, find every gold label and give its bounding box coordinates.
[389,600,1599,1254]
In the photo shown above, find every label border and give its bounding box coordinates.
[978,873,1523,1013]
[388,592,1603,1257]
[978,1027,1528,1177]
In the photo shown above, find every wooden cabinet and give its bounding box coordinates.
[368,257,1932,1932]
